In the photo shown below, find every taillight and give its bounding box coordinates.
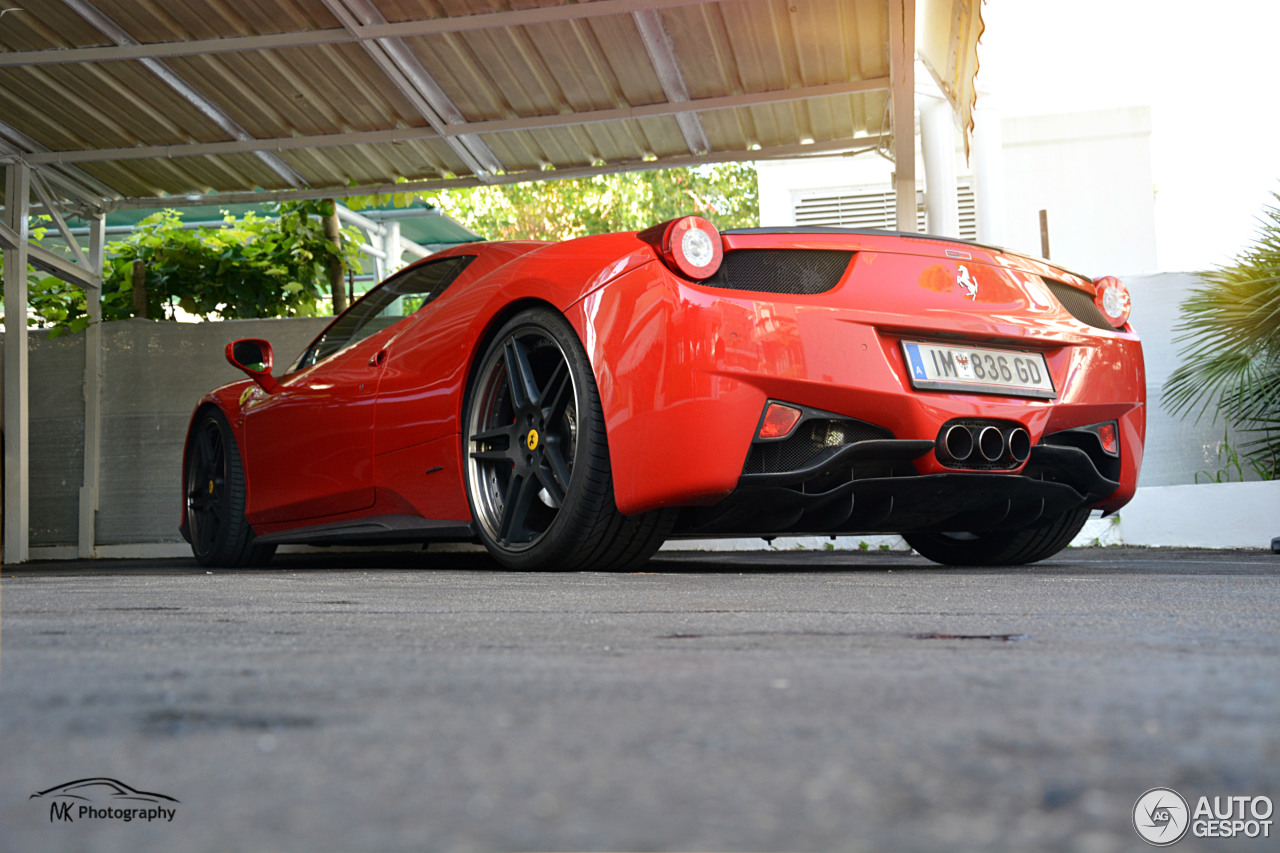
[641,215,724,280]
[1092,276,1131,328]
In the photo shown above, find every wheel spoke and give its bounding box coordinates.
[497,470,540,546]
[470,448,511,462]
[471,424,519,444]
[502,337,540,410]
[197,424,217,467]
[538,360,570,419]
[540,444,572,506]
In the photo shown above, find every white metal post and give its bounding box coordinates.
[79,213,106,558]
[920,94,959,238]
[384,220,403,275]
[971,95,1007,245]
[3,163,31,564]
[888,0,917,232]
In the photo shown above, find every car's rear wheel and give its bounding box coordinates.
[185,408,275,568]
[464,307,674,571]
[903,507,1091,566]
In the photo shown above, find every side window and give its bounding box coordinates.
[294,256,474,370]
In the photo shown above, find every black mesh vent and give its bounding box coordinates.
[698,249,853,295]
[1046,280,1112,330]
[744,418,891,475]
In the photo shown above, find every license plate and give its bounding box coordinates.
[901,341,1056,399]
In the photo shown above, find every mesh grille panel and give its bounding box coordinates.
[1047,280,1112,330]
[698,249,853,295]
[744,419,891,475]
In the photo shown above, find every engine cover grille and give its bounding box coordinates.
[1046,280,1112,330]
[698,249,853,295]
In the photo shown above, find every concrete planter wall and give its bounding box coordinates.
[1073,481,1280,550]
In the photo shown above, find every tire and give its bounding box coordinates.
[185,408,276,568]
[903,507,1091,566]
[463,307,674,571]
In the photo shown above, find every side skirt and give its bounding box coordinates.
[253,515,475,547]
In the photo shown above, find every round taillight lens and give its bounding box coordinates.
[662,216,723,280]
[1093,276,1131,328]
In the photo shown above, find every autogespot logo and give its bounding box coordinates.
[1134,788,1191,846]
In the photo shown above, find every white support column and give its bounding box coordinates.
[3,163,31,564]
[888,0,917,232]
[971,95,1007,245]
[919,94,960,238]
[384,220,403,275]
[79,213,106,558]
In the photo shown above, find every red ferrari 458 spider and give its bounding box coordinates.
[181,216,1144,569]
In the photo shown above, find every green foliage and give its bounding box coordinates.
[1164,191,1280,479]
[1,201,361,335]
[105,200,363,321]
[348,163,759,240]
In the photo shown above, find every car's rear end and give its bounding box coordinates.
[574,220,1144,563]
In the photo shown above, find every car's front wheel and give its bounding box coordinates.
[464,307,674,571]
[903,507,1091,566]
[185,408,275,568]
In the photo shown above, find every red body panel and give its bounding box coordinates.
[182,227,1146,544]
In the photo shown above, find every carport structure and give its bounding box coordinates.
[0,0,982,563]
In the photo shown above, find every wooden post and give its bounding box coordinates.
[324,203,347,314]
[131,258,147,318]
[1039,209,1051,259]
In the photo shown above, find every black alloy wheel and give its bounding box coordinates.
[184,408,274,567]
[464,307,673,570]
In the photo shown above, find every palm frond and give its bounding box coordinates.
[1162,190,1280,479]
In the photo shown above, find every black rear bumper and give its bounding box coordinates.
[673,443,1119,537]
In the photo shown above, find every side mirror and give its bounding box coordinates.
[225,338,280,393]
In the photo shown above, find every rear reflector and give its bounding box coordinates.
[1095,421,1119,456]
[759,403,803,439]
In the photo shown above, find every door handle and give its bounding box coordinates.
[368,349,387,368]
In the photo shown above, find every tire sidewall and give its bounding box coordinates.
[462,307,611,570]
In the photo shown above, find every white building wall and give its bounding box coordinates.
[1001,107,1157,276]
[756,106,1158,278]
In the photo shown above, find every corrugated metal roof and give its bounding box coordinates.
[0,0,980,210]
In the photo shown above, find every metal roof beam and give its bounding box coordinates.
[60,0,308,189]
[0,120,120,205]
[22,77,889,165]
[29,169,91,270]
[321,0,503,176]
[110,135,887,210]
[0,0,724,67]
[632,8,711,156]
[0,219,100,289]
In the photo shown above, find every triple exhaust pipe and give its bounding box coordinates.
[937,422,1031,467]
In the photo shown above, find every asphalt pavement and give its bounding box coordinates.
[0,547,1277,852]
